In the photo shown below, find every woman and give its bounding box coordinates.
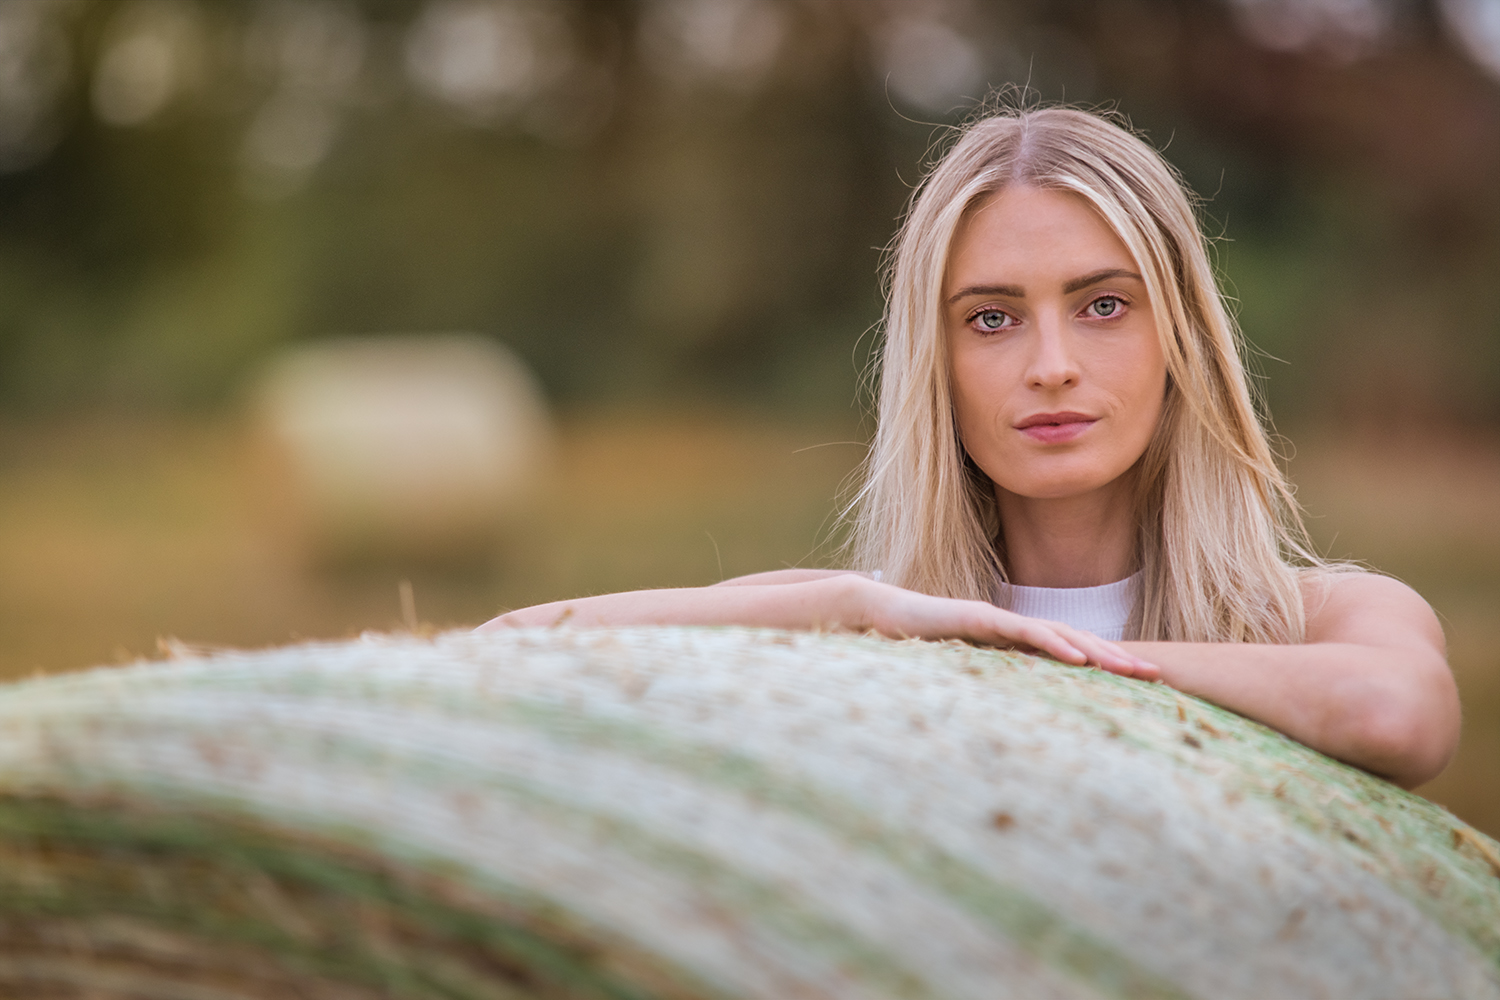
[481,107,1459,790]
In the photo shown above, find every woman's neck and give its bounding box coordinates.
[995,473,1138,588]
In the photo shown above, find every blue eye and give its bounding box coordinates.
[976,309,1010,331]
[1089,296,1123,318]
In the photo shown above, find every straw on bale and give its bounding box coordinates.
[0,626,1496,999]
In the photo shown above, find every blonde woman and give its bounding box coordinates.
[481,107,1459,789]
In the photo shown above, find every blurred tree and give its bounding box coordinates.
[0,0,1496,423]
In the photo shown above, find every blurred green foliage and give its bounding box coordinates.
[1,0,1498,422]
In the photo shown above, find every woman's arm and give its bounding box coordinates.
[711,569,872,586]
[477,575,1156,678]
[482,570,1456,785]
[1124,572,1460,789]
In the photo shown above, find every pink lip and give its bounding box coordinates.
[1015,411,1097,443]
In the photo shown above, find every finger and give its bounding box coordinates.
[1098,658,1161,681]
[1041,623,1120,663]
[1105,645,1159,676]
[1006,620,1089,664]
[1083,639,1144,672]
[1105,649,1160,679]
[1054,627,1158,678]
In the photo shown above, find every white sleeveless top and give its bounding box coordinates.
[998,573,1140,641]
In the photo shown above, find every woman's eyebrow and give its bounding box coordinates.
[1062,268,1143,294]
[945,283,1024,305]
[945,268,1142,305]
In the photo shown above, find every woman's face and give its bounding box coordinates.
[944,185,1167,503]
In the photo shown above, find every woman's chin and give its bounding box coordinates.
[994,462,1137,503]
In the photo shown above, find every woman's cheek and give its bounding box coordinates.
[949,355,999,448]
[1110,332,1167,435]
[953,394,995,464]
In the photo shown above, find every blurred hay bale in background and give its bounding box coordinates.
[251,334,550,569]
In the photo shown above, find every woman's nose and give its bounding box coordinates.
[1025,316,1080,389]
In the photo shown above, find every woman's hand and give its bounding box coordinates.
[857,578,1159,679]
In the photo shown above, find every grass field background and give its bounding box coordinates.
[0,413,1494,837]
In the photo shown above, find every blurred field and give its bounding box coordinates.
[0,414,1494,836]
[0,412,865,669]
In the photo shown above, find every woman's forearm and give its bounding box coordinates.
[477,577,872,632]
[483,580,1457,785]
[1124,640,1460,788]
[479,577,1150,676]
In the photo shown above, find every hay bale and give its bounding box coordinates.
[0,627,1496,999]
[251,334,550,565]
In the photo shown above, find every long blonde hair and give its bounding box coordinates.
[848,106,1322,644]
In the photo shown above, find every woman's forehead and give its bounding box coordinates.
[947,186,1140,288]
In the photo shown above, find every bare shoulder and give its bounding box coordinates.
[1301,568,1430,608]
[1300,569,1445,652]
